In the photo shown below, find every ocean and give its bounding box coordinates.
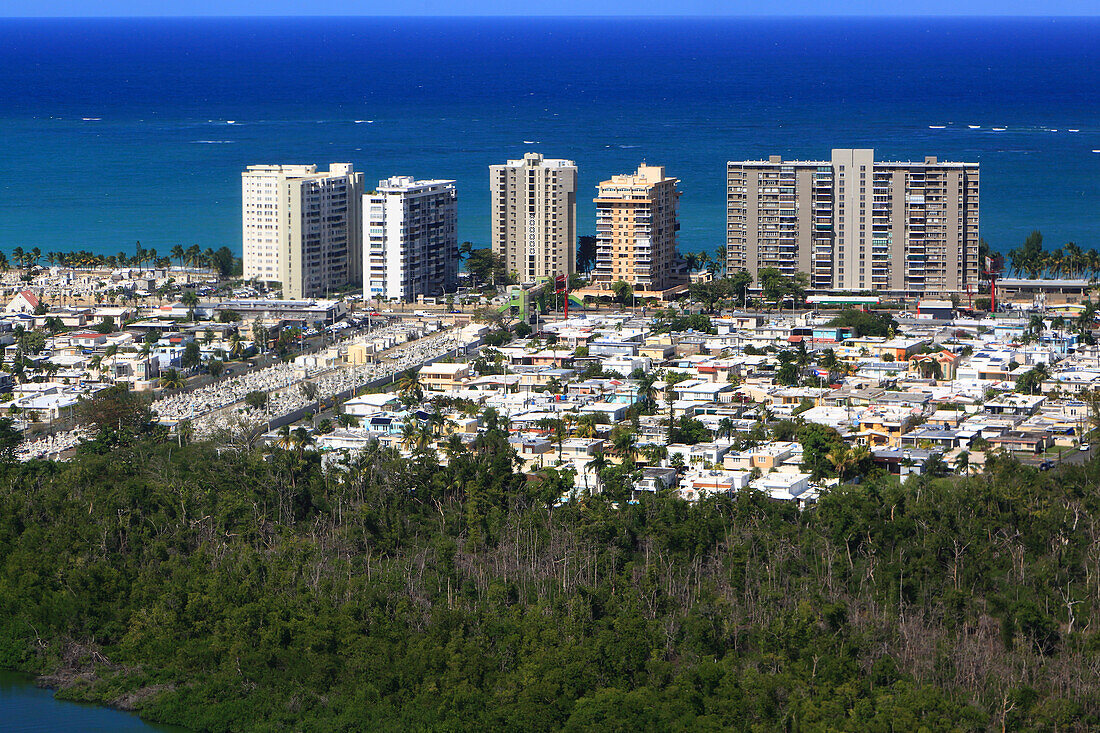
[0,16,1097,259]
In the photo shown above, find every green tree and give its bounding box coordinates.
[181,341,201,369]
[158,368,185,390]
[828,308,897,337]
[576,235,597,274]
[611,280,633,307]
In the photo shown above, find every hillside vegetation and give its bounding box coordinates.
[2,425,1099,731]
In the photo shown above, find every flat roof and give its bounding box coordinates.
[997,278,1091,287]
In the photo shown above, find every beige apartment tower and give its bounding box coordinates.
[242,163,364,299]
[726,149,979,293]
[490,153,577,283]
[594,164,681,292]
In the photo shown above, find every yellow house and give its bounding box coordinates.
[419,362,470,392]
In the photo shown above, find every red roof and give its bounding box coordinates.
[17,290,39,308]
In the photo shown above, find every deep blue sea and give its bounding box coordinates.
[0,17,1097,258]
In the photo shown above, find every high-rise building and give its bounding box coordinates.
[593,164,681,292]
[726,149,979,293]
[242,163,363,299]
[490,153,577,283]
[363,176,458,303]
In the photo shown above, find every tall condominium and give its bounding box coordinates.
[594,164,681,292]
[726,149,979,293]
[242,163,363,299]
[490,152,577,283]
[364,176,458,302]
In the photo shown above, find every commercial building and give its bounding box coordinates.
[490,153,577,283]
[364,176,459,302]
[726,149,979,294]
[593,164,681,292]
[212,298,347,324]
[242,164,364,299]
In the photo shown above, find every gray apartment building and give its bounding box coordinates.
[726,149,979,294]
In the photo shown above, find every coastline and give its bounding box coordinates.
[1,666,186,732]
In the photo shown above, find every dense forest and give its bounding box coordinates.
[2,418,1100,731]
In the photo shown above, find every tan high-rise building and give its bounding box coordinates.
[593,164,680,292]
[727,149,979,293]
[242,163,363,299]
[490,153,577,283]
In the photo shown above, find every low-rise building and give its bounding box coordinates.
[418,362,470,392]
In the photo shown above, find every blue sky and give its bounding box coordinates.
[3,0,1099,16]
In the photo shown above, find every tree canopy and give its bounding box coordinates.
[0,423,1098,731]
[828,308,897,337]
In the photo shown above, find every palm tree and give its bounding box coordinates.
[1087,249,1100,282]
[1064,242,1084,278]
[635,372,659,414]
[827,445,869,482]
[584,448,609,494]
[180,289,199,310]
[158,368,185,390]
[185,245,202,269]
[954,450,971,477]
[396,370,423,403]
[612,428,637,467]
[228,332,243,359]
[644,444,668,466]
[575,414,599,439]
[291,427,313,456]
[717,417,735,441]
[415,422,434,450]
[400,417,418,450]
[275,425,295,450]
[171,245,185,268]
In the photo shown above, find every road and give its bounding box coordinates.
[1019,445,1093,468]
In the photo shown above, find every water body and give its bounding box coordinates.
[0,16,1097,257]
[0,670,183,732]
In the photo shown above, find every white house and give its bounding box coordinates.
[6,290,40,314]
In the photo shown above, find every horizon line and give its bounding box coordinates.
[1,13,1099,19]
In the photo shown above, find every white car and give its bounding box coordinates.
[1080,444,1091,452]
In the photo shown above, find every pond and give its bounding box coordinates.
[0,670,185,732]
